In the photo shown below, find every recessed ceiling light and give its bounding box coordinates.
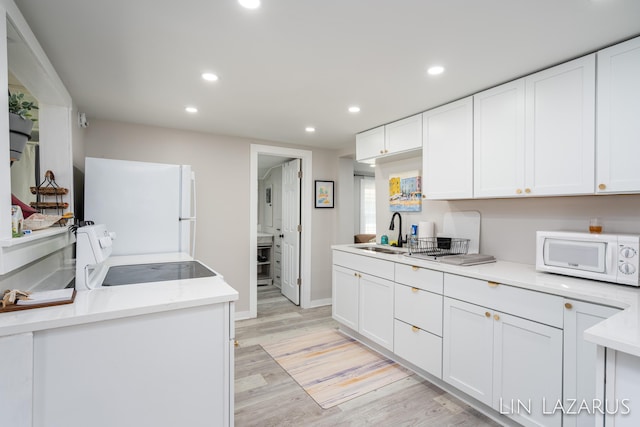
[239,0,260,9]
[185,106,198,113]
[427,65,445,76]
[348,106,361,113]
[202,72,219,82]
[305,127,316,133]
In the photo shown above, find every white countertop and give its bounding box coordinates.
[0,253,238,338]
[333,243,640,357]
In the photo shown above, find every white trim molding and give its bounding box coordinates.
[249,144,313,318]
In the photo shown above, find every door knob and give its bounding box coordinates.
[279,234,284,238]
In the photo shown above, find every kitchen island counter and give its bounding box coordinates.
[0,252,238,338]
[0,252,238,427]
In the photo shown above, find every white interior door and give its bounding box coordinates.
[281,159,301,305]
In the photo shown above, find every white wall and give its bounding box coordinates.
[376,156,640,264]
[337,157,354,245]
[84,119,338,313]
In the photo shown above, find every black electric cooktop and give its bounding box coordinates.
[102,261,216,287]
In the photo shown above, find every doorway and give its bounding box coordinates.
[249,145,313,319]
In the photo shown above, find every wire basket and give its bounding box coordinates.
[408,237,470,257]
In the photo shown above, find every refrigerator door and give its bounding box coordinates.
[85,157,183,255]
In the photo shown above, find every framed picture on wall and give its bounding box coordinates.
[315,180,334,208]
[389,170,422,212]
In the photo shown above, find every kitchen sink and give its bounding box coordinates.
[356,246,404,255]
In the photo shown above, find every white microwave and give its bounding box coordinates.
[536,231,640,286]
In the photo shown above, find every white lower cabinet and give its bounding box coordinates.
[564,300,621,427]
[604,349,640,427]
[332,250,627,427]
[332,264,360,330]
[359,274,394,350]
[394,282,442,335]
[442,298,494,405]
[332,251,395,350]
[443,296,563,427]
[394,319,442,378]
[493,310,563,427]
[0,333,33,427]
[32,304,233,427]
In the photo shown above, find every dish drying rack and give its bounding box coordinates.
[408,237,470,257]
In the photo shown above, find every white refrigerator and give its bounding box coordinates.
[84,157,196,256]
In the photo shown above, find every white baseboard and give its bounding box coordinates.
[235,310,253,321]
[306,298,331,308]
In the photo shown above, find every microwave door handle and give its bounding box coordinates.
[606,243,614,273]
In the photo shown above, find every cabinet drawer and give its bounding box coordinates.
[394,319,442,378]
[395,264,443,294]
[394,283,443,336]
[333,250,394,281]
[444,274,563,328]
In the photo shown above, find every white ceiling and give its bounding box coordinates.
[14,0,640,151]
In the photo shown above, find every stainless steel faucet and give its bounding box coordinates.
[389,212,406,248]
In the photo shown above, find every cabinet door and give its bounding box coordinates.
[525,54,595,196]
[493,311,563,427]
[0,333,33,427]
[359,273,394,350]
[423,97,474,199]
[563,300,620,427]
[356,126,385,161]
[33,304,231,427]
[332,265,360,330]
[442,297,493,406]
[604,349,640,427]
[385,114,422,155]
[596,36,640,194]
[474,79,526,198]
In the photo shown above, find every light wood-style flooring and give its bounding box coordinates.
[234,285,500,426]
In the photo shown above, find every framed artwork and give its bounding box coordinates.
[389,170,422,212]
[265,185,272,205]
[315,180,334,208]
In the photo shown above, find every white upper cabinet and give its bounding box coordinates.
[524,54,596,196]
[356,114,422,161]
[423,97,473,199]
[384,114,422,154]
[474,79,526,198]
[355,126,385,161]
[596,36,640,194]
[474,55,595,198]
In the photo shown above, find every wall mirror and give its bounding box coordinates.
[0,8,75,274]
[9,71,39,206]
